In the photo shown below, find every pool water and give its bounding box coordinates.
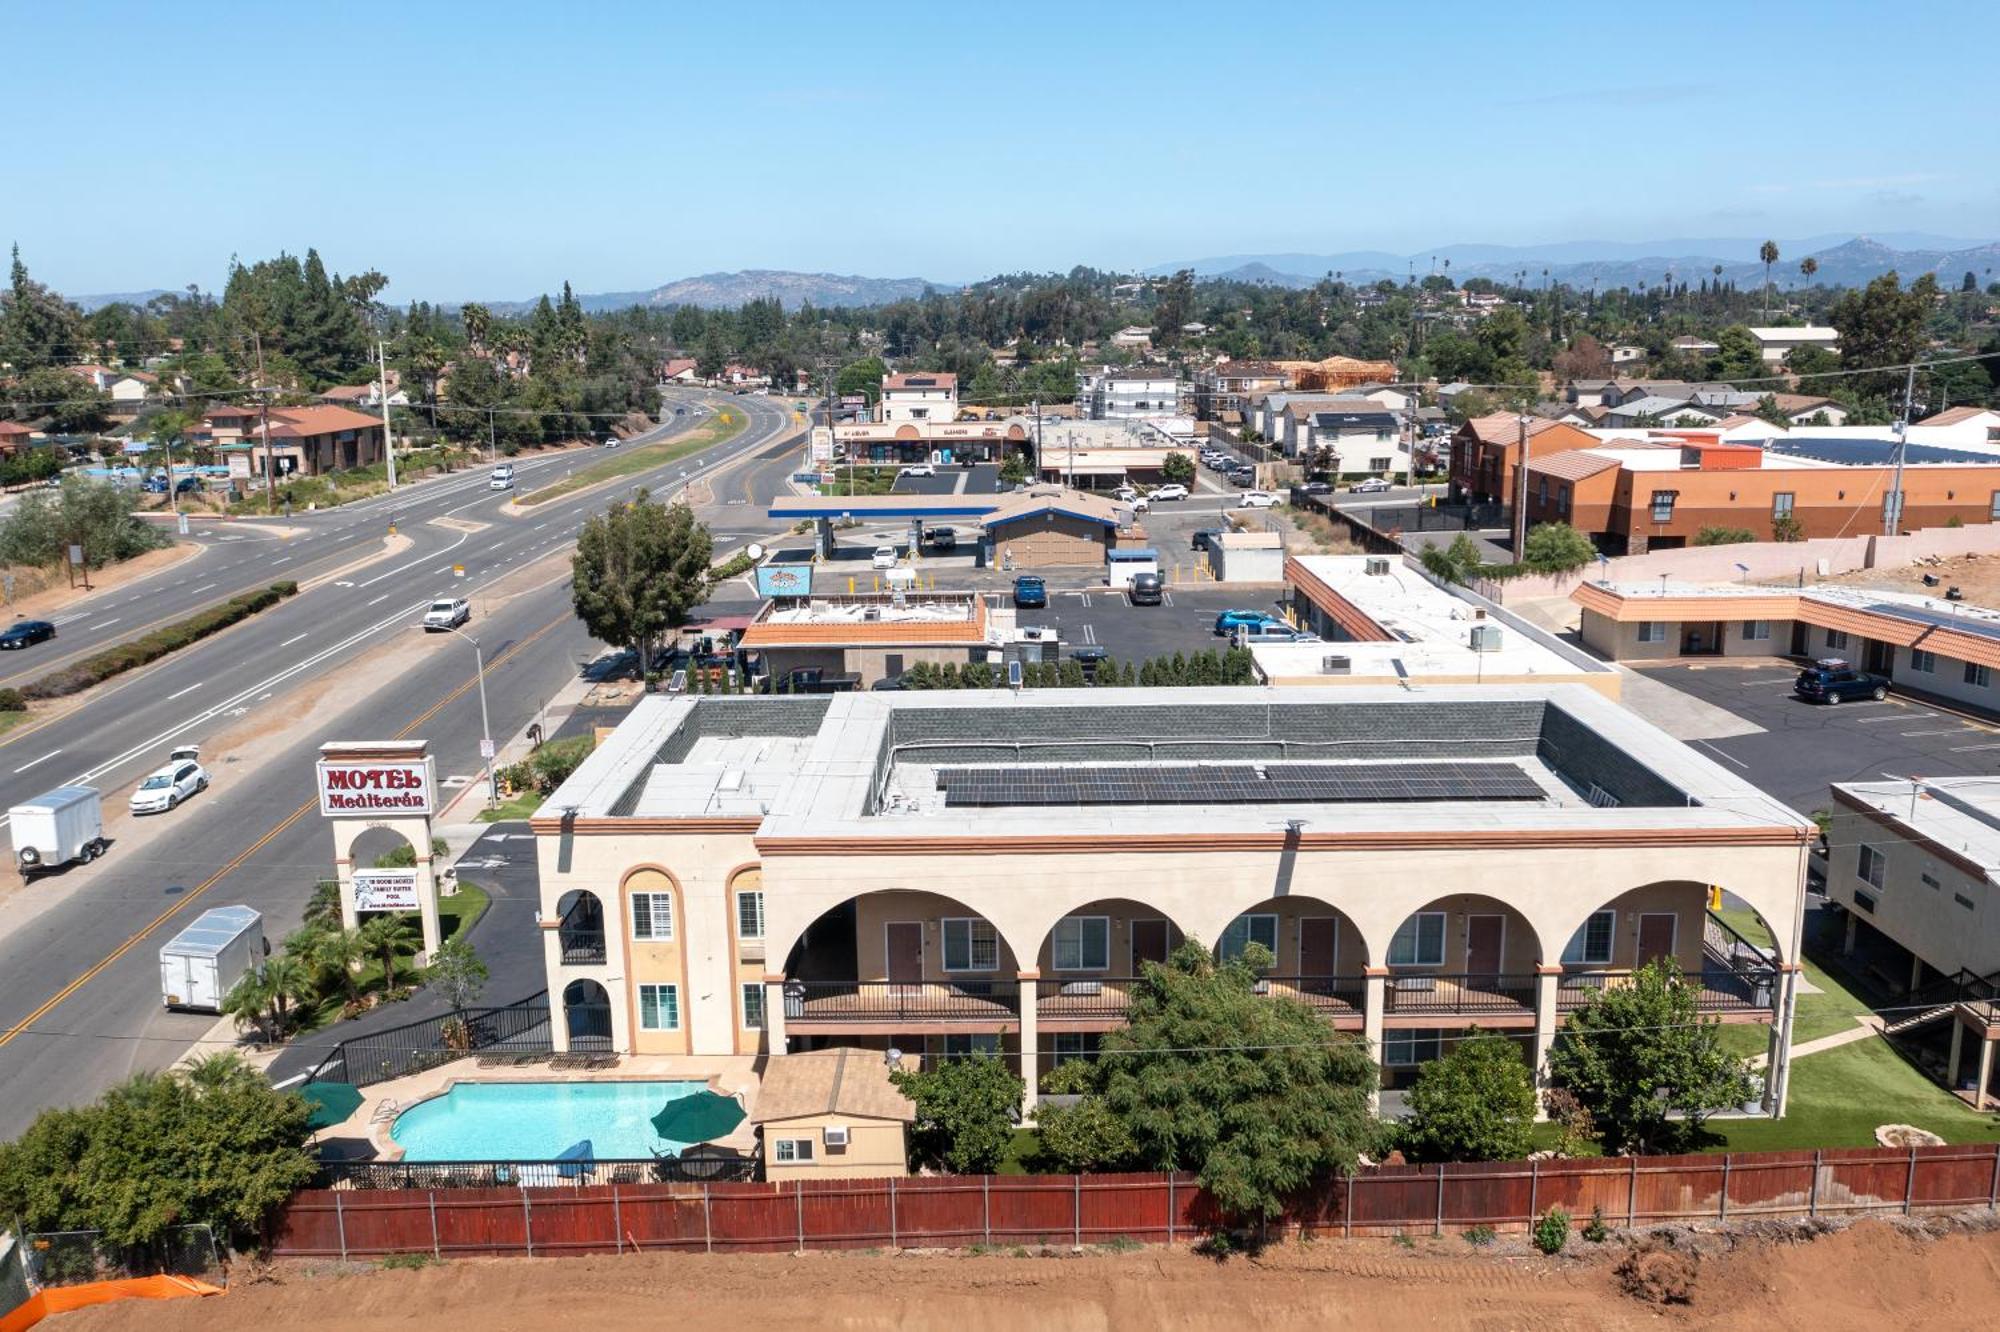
[391,1080,713,1161]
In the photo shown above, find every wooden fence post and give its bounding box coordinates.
[1073,1175,1082,1249]
[1808,1151,1821,1218]
[795,1181,805,1252]
[334,1190,347,1264]
[429,1191,440,1260]
[1433,1165,1445,1237]
[889,1178,898,1250]
[1989,1144,2000,1210]
[1627,1157,1638,1226]
[983,1176,992,1247]
[703,1181,713,1253]
[1719,1156,1731,1222]
[1904,1146,1918,1215]
[1344,1171,1354,1238]
[1166,1175,1174,1245]
[522,1190,534,1258]
[612,1185,622,1255]
[1527,1159,1538,1227]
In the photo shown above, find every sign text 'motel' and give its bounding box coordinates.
[315,759,436,817]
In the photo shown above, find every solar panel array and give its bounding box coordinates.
[936,762,1546,807]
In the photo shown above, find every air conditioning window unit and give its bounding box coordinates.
[1469,624,1505,652]
[1364,556,1392,576]
[822,1125,850,1148]
[1322,655,1351,675]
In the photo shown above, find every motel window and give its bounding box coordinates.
[632,892,674,941]
[1051,1032,1100,1066]
[1537,477,1549,506]
[1558,484,1570,515]
[1649,490,1677,523]
[773,1138,815,1163]
[1741,620,1770,641]
[1773,492,1795,519]
[1825,629,1849,650]
[1956,893,1977,912]
[741,983,765,1030]
[1857,844,1887,891]
[941,918,999,972]
[1053,916,1111,971]
[1911,649,1937,673]
[1384,1030,1443,1067]
[1968,663,1993,689]
[736,889,765,940]
[1218,914,1279,963]
[1388,912,1447,967]
[1854,890,1877,914]
[1371,456,1393,471]
[1563,910,1616,966]
[638,983,680,1031]
[943,1033,1000,1057]
[1637,622,1667,644]
[1921,872,1941,891]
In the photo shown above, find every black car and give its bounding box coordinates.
[925,527,958,550]
[1127,572,1163,605]
[1191,528,1223,553]
[0,620,55,650]
[1793,659,1888,705]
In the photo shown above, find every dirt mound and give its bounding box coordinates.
[1616,1237,1697,1304]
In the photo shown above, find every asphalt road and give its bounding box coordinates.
[0,389,802,1129]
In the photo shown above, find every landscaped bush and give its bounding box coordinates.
[0,688,24,712]
[21,580,298,700]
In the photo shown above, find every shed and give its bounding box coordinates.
[751,1047,916,1182]
[1211,530,1284,584]
[1104,546,1160,589]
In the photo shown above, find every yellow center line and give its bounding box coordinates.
[0,611,572,1052]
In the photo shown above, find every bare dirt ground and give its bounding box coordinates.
[0,541,203,619]
[59,1217,2000,1332]
[1836,550,2000,605]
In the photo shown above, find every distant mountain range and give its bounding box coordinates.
[488,269,949,315]
[72,288,174,313]
[1145,235,2000,292]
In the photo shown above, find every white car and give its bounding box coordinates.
[423,597,471,631]
[871,546,900,570]
[1239,490,1279,508]
[1112,485,1139,502]
[130,757,209,815]
[602,436,621,448]
[902,463,936,478]
[1148,484,1190,502]
[1349,477,1394,494]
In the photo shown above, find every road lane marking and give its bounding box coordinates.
[166,683,202,701]
[188,583,217,594]
[1900,728,1972,737]
[271,556,292,566]
[366,594,391,606]
[1948,742,2000,752]
[91,619,119,630]
[279,633,309,647]
[13,749,60,774]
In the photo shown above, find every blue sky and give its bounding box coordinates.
[7,0,1996,301]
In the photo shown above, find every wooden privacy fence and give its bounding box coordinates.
[273,1143,2000,1260]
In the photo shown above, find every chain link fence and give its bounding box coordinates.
[19,1224,223,1288]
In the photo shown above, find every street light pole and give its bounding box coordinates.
[435,624,497,809]
[1510,413,1533,558]
[377,340,398,490]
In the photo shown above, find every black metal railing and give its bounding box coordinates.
[1036,978,1137,1020]
[1557,967,1777,1014]
[1383,974,1537,1016]
[1704,911,1776,968]
[1261,975,1366,1014]
[784,979,1020,1025]
[304,992,552,1088]
[559,931,607,964]
[318,1153,756,1190]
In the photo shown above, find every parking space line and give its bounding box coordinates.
[1856,713,1931,723]
[1900,728,1974,737]
[1950,742,2000,752]
[1695,739,1749,769]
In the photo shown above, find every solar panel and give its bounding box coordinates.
[936,762,1546,807]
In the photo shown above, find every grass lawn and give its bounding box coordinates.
[0,710,36,739]
[996,1127,1042,1175]
[818,466,902,497]
[476,791,542,822]
[1711,1037,2000,1150]
[516,412,748,505]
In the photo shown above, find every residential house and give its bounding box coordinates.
[107,371,157,405]
[1921,406,2000,443]
[880,372,958,425]
[1347,383,1412,413]
[1280,399,1404,475]
[1669,335,1720,358]
[660,357,699,384]
[1193,360,1292,423]
[1109,326,1154,351]
[0,420,36,454]
[1610,344,1647,365]
[1601,397,1725,429]
[1566,379,1616,408]
[1747,326,1839,363]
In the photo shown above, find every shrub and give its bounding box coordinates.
[20,580,297,700]
[1771,514,1804,542]
[890,1053,1023,1174]
[1532,1207,1570,1255]
[1693,526,1756,546]
[1520,522,1595,574]
[0,688,24,712]
[1462,1224,1496,1246]
[1401,1033,1537,1163]
[1582,1205,1609,1243]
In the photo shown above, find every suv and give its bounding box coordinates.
[1013,575,1048,609]
[489,464,515,490]
[924,527,958,551]
[422,597,471,632]
[1191,528,1223,553]
[1214,608,1278,637]
[1794,659,1888,705]
[901,462,936,478]
[1147,484,1189,502]
[1127,572,1163,606]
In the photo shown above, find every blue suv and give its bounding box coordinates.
[1794,659,1888,705]
[1214,608,1279,637]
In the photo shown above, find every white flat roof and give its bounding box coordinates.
[1835,778,2000,881]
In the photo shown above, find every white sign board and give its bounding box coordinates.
[809,426,834,466]
[352,869,420,912]
[316,757,437,817]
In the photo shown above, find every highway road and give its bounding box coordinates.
[0,388,803,1128]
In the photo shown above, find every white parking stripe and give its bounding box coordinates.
[1949,742,2000,752]
[166,683,202,701]
[1695,739,1749,769]
[13,750,60,774]
[1900,728,1973,737]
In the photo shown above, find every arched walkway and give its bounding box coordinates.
[1378,893,1545,1023]
[1551,882,1783,1018]
[563,978,612,1051]
[1214,897,1370,1021]
[1032,897,1192,1031]
[780,889,1028,1034]
[555,889,606,964]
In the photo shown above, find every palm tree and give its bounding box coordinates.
[312,927,368,1007]
[221,969,274,1042]
[1799,256,1819,286]
[302,880,342,931]
[1759,240,1780,320]
[359,914,415,992]
[260,953,313,1033]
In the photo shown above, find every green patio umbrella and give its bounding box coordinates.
[650,1089,745,1144]
[299,1080,365,1131]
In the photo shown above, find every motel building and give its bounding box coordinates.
[530,686,1812,1116]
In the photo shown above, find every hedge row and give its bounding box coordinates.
[22,580,300,701]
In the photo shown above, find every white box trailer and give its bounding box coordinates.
[159,905,266,1012]
[9,785,104,876]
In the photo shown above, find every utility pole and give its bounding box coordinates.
[377,340,398,489]
[1510,412,1533,558]
[252,332,277,513]
[1885,361,1917,536]
[487,407,497,464]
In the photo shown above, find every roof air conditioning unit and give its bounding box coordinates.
[1469,624,1505,652]
[863,607,881,620]
[1322,655,1351,675]
[822,1125,850,1148]
[1364,557,1391,576]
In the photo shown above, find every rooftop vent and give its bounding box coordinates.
[1364,556,1392,576]
[1469,624,1504,653]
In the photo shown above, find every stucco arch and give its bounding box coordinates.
[1023,897,1198,977]
[776,888,1036,984]
[1355,892,1550,975]
[1546,880,1787,969]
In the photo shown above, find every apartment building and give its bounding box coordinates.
[531,687,1809,1115]
[1077,368,1181,421]
[880,372,958,424]
[1193,360,1292,423]
[1448,413,1601,507]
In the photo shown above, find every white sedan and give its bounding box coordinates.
[871,545,901,569]
[1238,490,1280,508]
[130,757,209,815]
[901,463,936,478]
[1349,476,1394,493]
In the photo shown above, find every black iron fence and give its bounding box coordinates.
[319,1152,755,1190]
[305,991,553,1088]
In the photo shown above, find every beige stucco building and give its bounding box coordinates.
[750,1046,916,1181]
[532,686,1811,1117]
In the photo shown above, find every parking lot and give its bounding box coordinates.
[1640,662,2000,813]
[889,462,1001,496]
[1016,583,1287,662]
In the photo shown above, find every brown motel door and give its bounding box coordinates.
[1636,914,1678,967]
[1466,915,1504,977]
[1131,920,1171,970]
[886,922,923,984]
[1299,918,1338,976]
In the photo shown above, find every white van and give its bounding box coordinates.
[489,464,516,490]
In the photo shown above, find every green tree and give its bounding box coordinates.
[1092,940,1379,1224]
[571,490,713,677]
[998,450,1030,486]
[358,913,413,991]
[1151,269,1195,350]
[0,475,168,569]
[1520,522,1595,574]
[221,968,276,1042]
[1161,451,1196,486]
[1,246,85,371]
[10,365,111,433]
[1034,1092,1139,1172]
[1758,240,1780,320]
[308,926,367,1008]
[1399,1034,1537,1163]
[889,1052,1023,1174]
[834,355,888,404]
[1712,326,1764,382]
[1828,271,1940,404]
[696,321,729,381]
[1546,958,1756,1155]
[428,937,490,1012]
[259,954,313,1033]
[302,879,342,931]
[1798,256,1819,286]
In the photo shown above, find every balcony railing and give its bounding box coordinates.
[1383,974,1537,1017]
[1036,978,1137,1021]
[558,931,607,965]
[784,979,1021,1026]
[1556,966,1778,1015]
[1258,975,1365,1015]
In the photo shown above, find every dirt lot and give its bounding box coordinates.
[1837,550,2000,605]
[61,1217,2000,1331]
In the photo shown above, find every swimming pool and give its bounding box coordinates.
[391,1080,714,1161]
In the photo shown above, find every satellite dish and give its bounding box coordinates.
[747,543,765,561]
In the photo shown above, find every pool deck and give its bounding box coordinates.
[313,1055,765,1162]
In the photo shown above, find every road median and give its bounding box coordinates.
[511,409,752,508]
[16,581,300,701]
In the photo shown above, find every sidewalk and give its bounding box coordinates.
[1749,1014,1884,1070]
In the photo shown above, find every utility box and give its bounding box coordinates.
[159,905,266,1012]
[9,786,104,876]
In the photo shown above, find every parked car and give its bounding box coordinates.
[1113,485,1139,502]
[902,462,936,478]
[1013,574,1048,609]
[422,597,471,631]
[924,527,958,550]
[129,756,210,815]
[1349,476,1394,494]
[1127,572,1163,606]
[0,619,55,650]
[871,545,900,569]
[1300,480,1334,495]
[1239,490,1279,508]
[1148,484,1189,502]
[1794,659,1888,705]
[1191,528,1223,553]
[1214,609,1279,637]
[1235,623,1320,645]
[1228,469,1256,486]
